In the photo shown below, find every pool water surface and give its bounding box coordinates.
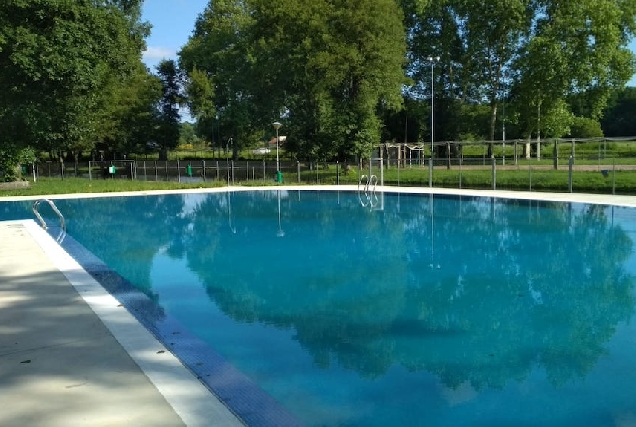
[2,190,636,426]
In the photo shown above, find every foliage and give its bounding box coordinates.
[568,117,605,138]
[0,0,149,171]
[155,59,186,160]
[180,0,408,161]
[94,63,163,158]
[601,87,636,137]
[2,0,636,167]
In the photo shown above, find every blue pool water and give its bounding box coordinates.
[2,190,636,426]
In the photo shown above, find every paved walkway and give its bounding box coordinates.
[0,220,243,427]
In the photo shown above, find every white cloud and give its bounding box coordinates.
[143,46,177,62]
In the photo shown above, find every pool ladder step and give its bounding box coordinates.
[32,199,66,243]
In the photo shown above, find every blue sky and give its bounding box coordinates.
[141,0,636,83]
[141,0,209,71]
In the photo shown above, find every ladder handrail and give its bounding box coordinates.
[32,199,66,243]
[358,174,378,208]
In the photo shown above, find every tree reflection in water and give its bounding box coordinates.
[181,192,635,390]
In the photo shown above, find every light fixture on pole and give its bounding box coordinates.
[427,56,440,159]
[273,121,282,182]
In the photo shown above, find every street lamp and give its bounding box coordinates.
[427,56,440,187]
[426,56,440,159]
[273,121,282,182]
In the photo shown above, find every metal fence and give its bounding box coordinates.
[24,153,636,196]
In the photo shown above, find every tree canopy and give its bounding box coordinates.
[2,0,636,180]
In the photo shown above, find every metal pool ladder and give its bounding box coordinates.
[32,199,67,243]
[358,174,378,209]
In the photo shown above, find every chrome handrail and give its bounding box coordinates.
[32,199,66,243]
[358,174,378,209]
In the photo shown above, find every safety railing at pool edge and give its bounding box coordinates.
[32,199,67,243]
[358,174,378,209]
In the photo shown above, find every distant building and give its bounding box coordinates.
[268,135,287,148]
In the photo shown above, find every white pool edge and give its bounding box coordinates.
[20,219,245,427]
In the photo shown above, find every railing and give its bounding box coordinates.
[19,153,636,196]
[358,174,379,209]
[32,199,66,243]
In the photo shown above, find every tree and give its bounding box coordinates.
[180,0,407,162]
[0,0,149,177]
[403,0,532,155]
[511,0,636,157]
[93,63,163,159]
[601,87,636,137]
[569,117,604,138]
[155,59,185,160]
[179,0,258,160]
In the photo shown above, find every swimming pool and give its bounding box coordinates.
[2,189,636,426]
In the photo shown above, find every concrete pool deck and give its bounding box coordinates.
[2,185,636,427]
[0,219,244,427]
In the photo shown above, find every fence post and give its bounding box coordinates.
[491,156,496,190]
[612,158,616,195]
[231,160,235,185]
[428,158,433,187]
[177,159,181,182]
[216,161,220,181]
[165,161,168,181]
[459,156,462,189]
[202,160,206,181]
[568,155,573,193]
[89,161,92,181]
[336,161,340,185]
[297,161,301,183]
[380,158,384,186]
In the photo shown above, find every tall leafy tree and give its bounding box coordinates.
[179,0,257,159]
[93,62,163,158]
[155,59,185,160]
[180,0,407,162]
[404,0,532,154]
[511,0,636,156]
[0,0,149,177]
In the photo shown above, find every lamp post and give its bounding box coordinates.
[427,56,440,158]
[273,121,282,182]
[502,99,506,165]
[427,56,440,187]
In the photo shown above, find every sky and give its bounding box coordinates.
[141,0,209,71]
[141,0,636,83]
